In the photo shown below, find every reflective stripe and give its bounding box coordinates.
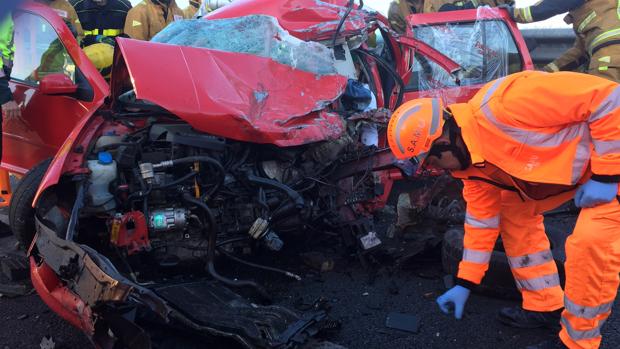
[589,86,620,123]
[103,29,122,36]
[515,273,560,291]
[564,296,613,319]
[547,62,559,72]
[593,139,620,155]
[577,11,597,34]
[572,133,591,184]
[464,212,499,229]
[429,98,440,135]
[463,248,492,264]
[480,77,590,184]
[507,249,553,269]
[590,27,620,53]
[84,29,122,37]
[561,317,606,340]
[395,105,421,154]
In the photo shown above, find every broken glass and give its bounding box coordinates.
[409,6,522,98]
[151,15,337,75]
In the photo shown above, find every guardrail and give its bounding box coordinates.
[520,28,576,67]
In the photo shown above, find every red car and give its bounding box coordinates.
[9,0,532,348]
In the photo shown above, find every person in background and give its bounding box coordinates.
[501,0,620,82]
[70,0,131,47]
[183,0,205,19]
[124,0,184,41]
[35,0,84,37]
[388,0,424,34]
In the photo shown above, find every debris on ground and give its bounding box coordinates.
[301,251,335,272]
[385,312,421,334]
[1,255,29,281]
[40,336,55,349]
[0,282,31,297]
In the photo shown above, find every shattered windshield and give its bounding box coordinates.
[151,15,338,75]
[408,17,522,93]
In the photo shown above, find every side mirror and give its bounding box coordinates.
[39,73,78,95]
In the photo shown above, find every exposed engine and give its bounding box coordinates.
[71,119,386,273]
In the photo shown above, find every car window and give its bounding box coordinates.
[406,19,522,92]
[11,11,76,85]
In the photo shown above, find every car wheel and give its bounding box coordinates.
[9,158,52,248]
[441,224,569,299]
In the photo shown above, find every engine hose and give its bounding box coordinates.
[246,174,305,209]
[181,193,271,300]
[352,48,405,109]
[331,0,355,47]
[217,247,301,281]
[157,156,225,198]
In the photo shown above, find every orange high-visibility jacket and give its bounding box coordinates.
[448,70,620,285]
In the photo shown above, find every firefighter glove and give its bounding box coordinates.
[574,179,618,208]
[437,285,471,320]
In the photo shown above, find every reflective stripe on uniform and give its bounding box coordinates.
[430,98,441,134]
[395,105,421,154]
[589,86,620,123]
[84,29,122,36]
[507,249,553,269]
[593,139,620,155]
[463,248,492,264]
[561,317,606,340]
[480,77,591,184]
[515,273,560,291]
[564,296,614,319]
[464,212,500,229]
[590,27,620,54]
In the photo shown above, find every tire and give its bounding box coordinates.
[441,224,570,299]
[9,158,52,248]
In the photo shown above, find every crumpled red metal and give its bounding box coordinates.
[207,0,369,42]
[116,38,348,147]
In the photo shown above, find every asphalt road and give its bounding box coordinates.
[1,214,619,349]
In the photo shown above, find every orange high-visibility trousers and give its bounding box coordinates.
[560,199,620,349]
[499,190,571,312]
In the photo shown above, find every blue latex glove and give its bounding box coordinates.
[436,285,471,320]
[574,179,618,208]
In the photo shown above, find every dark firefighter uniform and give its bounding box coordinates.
[70,0,132,47]
[510,0,620,82]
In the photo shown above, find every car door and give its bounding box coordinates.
[399,7,534,105]
[3,3,108,174]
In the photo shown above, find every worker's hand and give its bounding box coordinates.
[1,100,22,120]
[574,179,619,208]
[436,285,471,320]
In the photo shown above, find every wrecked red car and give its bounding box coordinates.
[20,0,533,347]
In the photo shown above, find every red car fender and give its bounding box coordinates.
[30,257,95,335]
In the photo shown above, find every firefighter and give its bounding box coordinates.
[502,0,620,82]
[69,0,132,47]
[183,0,205,19]
[124,0,184,41]
[388,0,424,34]
[35,0,83,37]
[388,71,620,349]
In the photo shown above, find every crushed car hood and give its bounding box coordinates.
[206,0,370,41]
[114,17,349,147]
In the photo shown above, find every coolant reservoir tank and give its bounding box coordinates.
[87,151,117,211]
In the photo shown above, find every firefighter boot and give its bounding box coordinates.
[498,306,562,330]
